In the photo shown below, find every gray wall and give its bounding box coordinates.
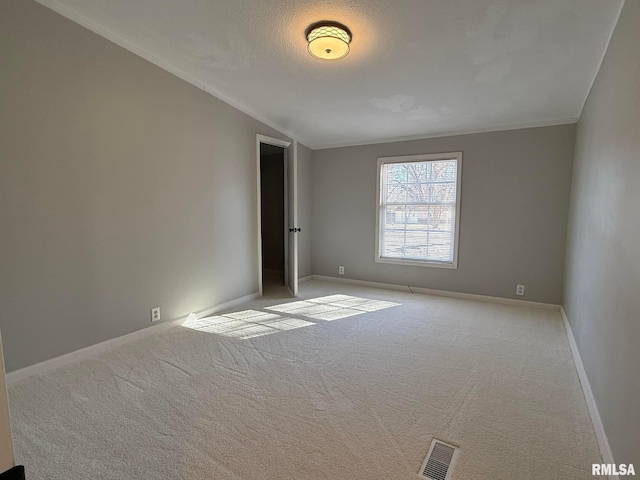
[563,0,640,467]
[260,152,285,272]
[312,124,576,304]
[0,0,297,371]
[297,143,313,279]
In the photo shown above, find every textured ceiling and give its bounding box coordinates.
[36,0,623,148]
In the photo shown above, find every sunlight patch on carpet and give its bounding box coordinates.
[265,294,400,321]
[181,310,314,339]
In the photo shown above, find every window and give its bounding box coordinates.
[375,152,462,269]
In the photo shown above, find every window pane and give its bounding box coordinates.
[383,163,408,203]
[427,160,457,182]
[382,160,457,205]
[379,156,458,265]
[381,204,455,262]
[428,182,456,203]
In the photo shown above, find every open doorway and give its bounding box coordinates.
[260,144,285,292]
[256,135,299,297]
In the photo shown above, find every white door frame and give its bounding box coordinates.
[256,134,293,296]
[288,141,299,297]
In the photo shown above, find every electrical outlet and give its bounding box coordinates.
[516,284,525,296]
[338,265,344,275]
[151,306,161,322]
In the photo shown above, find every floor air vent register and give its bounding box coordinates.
[419,439,459,480]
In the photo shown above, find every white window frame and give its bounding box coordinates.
[375,152,462,269]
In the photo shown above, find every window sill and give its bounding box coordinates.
[375,257,458,269]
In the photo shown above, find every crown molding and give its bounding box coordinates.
[33,0,302,145]
[310,117,579,150]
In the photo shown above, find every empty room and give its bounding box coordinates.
[1,0,638,479]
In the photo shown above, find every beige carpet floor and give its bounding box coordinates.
[9,280,603,479]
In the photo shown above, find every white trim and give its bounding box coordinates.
[6,292,260,386]
[311,118,578,150]
[256,134,291,149]
[298,275,314,284]
[578,0,626,120]
[375,152,462,270]
[374,257,457,269]
[311,275,560,310]
[407,285,557,310]
[560,307,618,479]
[256,135,292,296]
[289,141,299,296]
[312,275,409,292]
[283,143,290,290]
[33,0,301,146]
[183,292,261,324]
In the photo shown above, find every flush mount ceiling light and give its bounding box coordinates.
[306,21,352,60]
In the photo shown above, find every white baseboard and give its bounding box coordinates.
[195,292,261,320]
[298,275,314,284]
[6,292,260,386]
[313,275,409,293]
[310,275,560,311]
[560,307,617,479]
